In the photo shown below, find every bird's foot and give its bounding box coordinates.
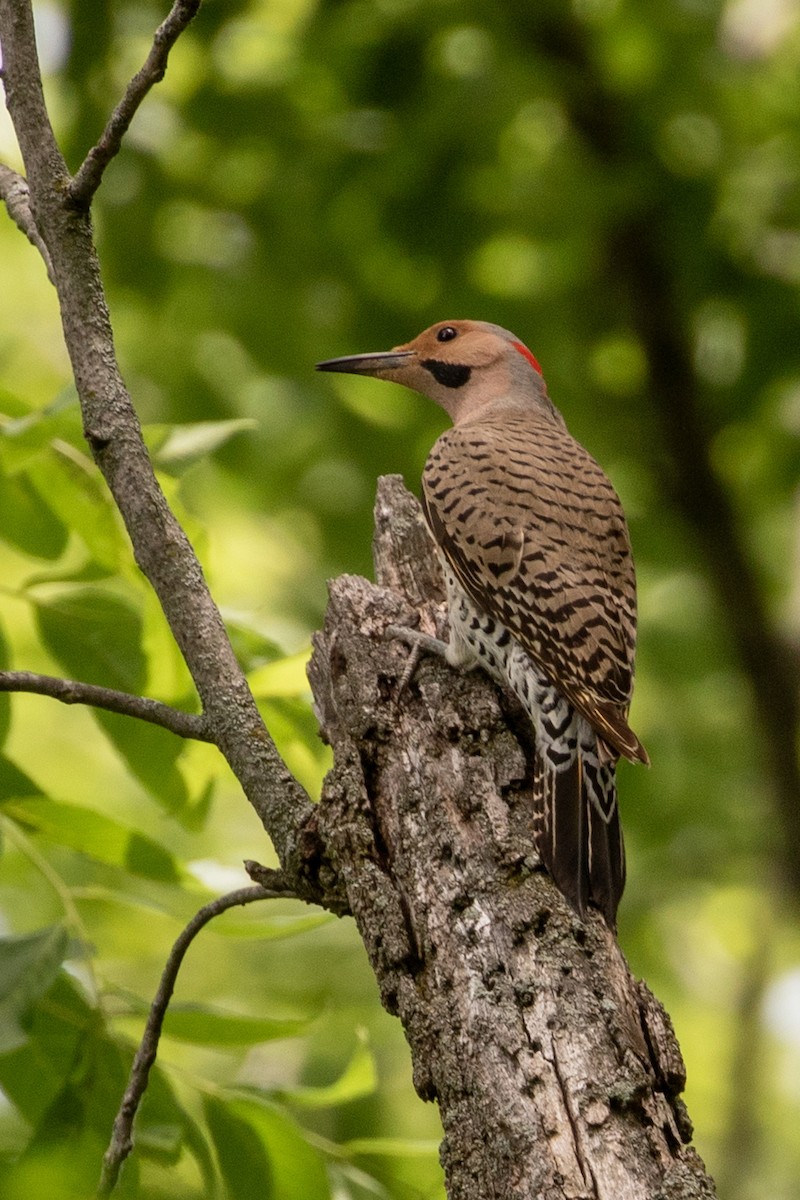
[387,623,449,659]
[386,623,448,697]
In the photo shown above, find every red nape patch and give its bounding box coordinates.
[512,340,542,375]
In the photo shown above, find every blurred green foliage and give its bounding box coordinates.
[1,0,800,1196]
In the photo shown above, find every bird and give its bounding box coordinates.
[316,320,648,927]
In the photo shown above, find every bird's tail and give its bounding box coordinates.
[532,743,625,929]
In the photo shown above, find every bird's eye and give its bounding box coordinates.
[437,326,458,343]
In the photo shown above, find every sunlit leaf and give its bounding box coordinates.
[226,617,285,675]
[33,587,145,692]
[23,559,115,587]
[30,588,190,810]
[0,972,88,1130]
[0,625,10,748]
[210,911,333,940]
[0,387,82,476]
[96,709,189,815]
[257,698,332,798]
[3,797,180,882]
[227,1098,331,1200]
[147,418,257,474]
[327,1161,390,1199]
[0,972,143,1198]
[343,1138,442,1158]
[248,649,312,699]
[26,447,124,572]
[140,586,196,703]
[179,1104,218,1197]
[0,464,67,560]
[163,1003,312,1046]
[273,1029,376,1109]
[134,1063,194,1166]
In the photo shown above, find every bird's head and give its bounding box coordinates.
[316,320,559,425]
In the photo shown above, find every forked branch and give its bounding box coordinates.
[69,0,202,208]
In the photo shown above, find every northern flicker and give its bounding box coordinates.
[316,320,648,927]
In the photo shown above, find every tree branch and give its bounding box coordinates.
[0,670,212,741]
[97,875,297,1199]
[0,161,54,279]
[68,0,202,208]
[0,0,315,883]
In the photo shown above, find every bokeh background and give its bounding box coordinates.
[1,0,800,1196]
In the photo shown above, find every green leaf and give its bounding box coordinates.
[225,616,284,675]
[163,1003,312,1046]
[0,971,89,1130]
[147,418,257,474]
[23,559,116,588]
[26,447,124,572]
[96,709,189,815]
[33,587,145,692]
[327,1162,390,1199]
[0,963,201,1195]
[140,586,195,703]
[204,1094,274,1200]
[248,649,313,699]
[211,910,333,940]
[0,625,10,748]
[178,1105,218,1197]
[0,971,167,1198]
[134,1062,192,1166]
[0,463,67,560]
[0,926,69,1054]
[274,1029,376,1109]
[258,697,332,798]
[0,754,42,801]
[0,386,81,474]
[342,1138,442,1159]
[3,797,180,882]
[32,590,189,811]
[228,1098,331,1200]
[175,774,215,833]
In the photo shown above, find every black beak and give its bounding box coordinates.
[315,350,415,376]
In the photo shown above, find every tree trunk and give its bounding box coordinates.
[308,475,717,1200]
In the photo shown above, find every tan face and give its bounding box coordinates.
[316,319,549,424]
[393,321,511,369]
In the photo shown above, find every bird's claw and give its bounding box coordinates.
[386,623,448,698]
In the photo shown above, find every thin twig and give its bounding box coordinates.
[0,670,212,741]
[69,0,202,208]
[97,875,298,1198]
[0,162,54,280]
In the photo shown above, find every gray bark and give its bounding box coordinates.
[309,475,717,1200]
